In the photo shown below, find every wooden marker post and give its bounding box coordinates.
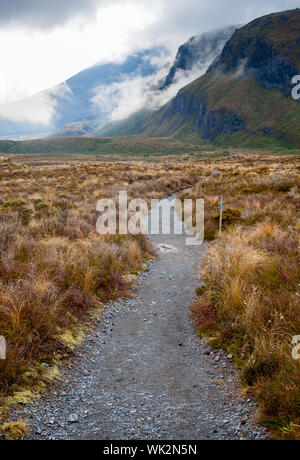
[0,336,6,360]
[219,196,223,236]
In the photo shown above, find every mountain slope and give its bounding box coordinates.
[0,26,237,141]
[133,9,300,148]
[53,49,164,136]
[0,49,165,140]
[96,26,237,137]
[95,110,153,138]
[159,26,237,90]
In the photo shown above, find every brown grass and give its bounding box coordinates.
[1,420,28,440]
[188,154,300,439]
[0,156,200,414]
[0,153,299,439]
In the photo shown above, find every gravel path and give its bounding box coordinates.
[17,206,269,440]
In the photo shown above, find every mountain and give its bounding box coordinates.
[159,26,237,90]
[95,26,237,137]
[0,26,237,141]
[94,110,152,138]
[0,49,165,140]
[126,9,300,148]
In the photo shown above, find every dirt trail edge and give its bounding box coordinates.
[18,214,269,440]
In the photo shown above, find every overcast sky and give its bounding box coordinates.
[0,0,299,104]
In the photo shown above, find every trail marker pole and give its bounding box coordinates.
[219,196,223,236]
[0,336,6,359]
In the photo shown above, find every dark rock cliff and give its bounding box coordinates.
[209,10,300,96]
[98,9,300,146]
[163,91,246,141]
[150,9,300,142]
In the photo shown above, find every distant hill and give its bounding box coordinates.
[0,136,210,157]
[127,9,300,148]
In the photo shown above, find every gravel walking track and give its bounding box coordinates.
[18,203,269,440]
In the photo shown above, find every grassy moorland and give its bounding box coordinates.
[181,154,300,439]
[0,152,299,439]
[0,155,200,426]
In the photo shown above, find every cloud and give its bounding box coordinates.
[92,53,213,123]
[92,75,151,121]
[0,0,299,124]
[0,0,101,29]
[91,25,234,124]
[231,59,249,79]
[142,0,300,43]
[0,83,71,125]
[0,2,156,105]
[0,0,298,35]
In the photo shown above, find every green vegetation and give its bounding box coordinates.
[94,110,152,138]
[144,73,300,148]
[0,136,211,157]
[1,420,28,440]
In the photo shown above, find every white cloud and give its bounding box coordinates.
[0,3,157,105]
[92,54,212,124]
[0,83,71,125]
[92,74,155,122]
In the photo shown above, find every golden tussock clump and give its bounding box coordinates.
[190,154,300,439]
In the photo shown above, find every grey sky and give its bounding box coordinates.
[141,0,300,45]
[0,0,100,28]
[0,0,298,33]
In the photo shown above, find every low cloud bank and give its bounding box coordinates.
[92,30,228,124]
[0,83,71,126]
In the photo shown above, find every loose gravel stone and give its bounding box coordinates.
[67,414,79,424]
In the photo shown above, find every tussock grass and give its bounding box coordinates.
[0,156,199,426]
[0,153,299,439]
[1,420,28,440]
[188,154,300,439]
